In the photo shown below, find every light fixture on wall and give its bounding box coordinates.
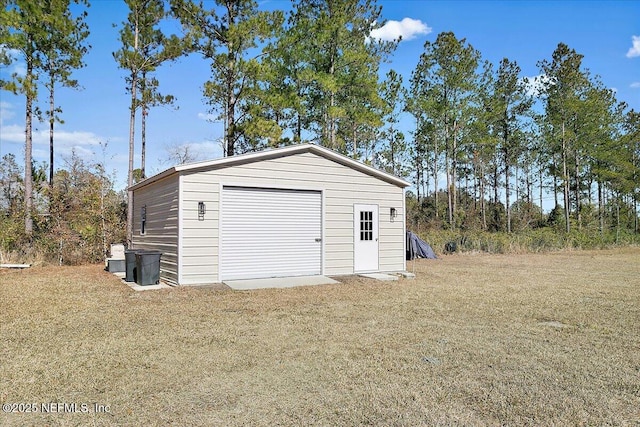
[390,207,397,220]
[198,202,206,221]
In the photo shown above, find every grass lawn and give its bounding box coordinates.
[1,248,639,426]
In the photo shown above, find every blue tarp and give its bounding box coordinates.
[406,231,437,260]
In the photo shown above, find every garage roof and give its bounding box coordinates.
[130,143,410,191]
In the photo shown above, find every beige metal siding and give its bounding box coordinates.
[180,152,405,283]
[131,174,179,285]
[179,174,220,285]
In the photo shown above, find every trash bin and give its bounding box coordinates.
[135,251,162,286]
[124,249,140,282]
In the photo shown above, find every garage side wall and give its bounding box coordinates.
[179,173,220,285]
[180,152,405,284]
[131,174,179,285]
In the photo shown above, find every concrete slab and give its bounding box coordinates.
[224,275,339,290]
[358,273,399,281]
[113,272,172,291]
[127,282,172,291]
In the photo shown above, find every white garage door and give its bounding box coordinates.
[221,187,322,280]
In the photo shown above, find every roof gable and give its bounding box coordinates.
[130,144,410,191]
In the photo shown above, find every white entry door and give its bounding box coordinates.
[354,204,379,272]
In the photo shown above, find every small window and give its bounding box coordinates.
[140,205,147,235]
[359,211,373,241]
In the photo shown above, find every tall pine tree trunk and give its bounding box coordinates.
[24,58,34,236]
[503,114,512,233]
[446,145,453,230]
[226,68,236,156]
[141,71,147,179]
[575,151,581,230]
[539,166,544,225]
[505,160,511,233]
[553,156,559,207]
[493,157,499,228]
[480,163,487,230]
[126,15,140,247]
[433,138,438,219]
[225,7,237,156]
[126,70,138,247]
[49,65,55,190]
[445,110,454,230]
[598,180,604,234]
[352,122,357,159]
[451,124,457,231]
[295,111,302,143]
[562,121,570,232]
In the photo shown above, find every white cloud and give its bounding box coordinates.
[197,112,218,122]
[0,46,26,76]
[626,35,640,58]
[523,74,553,97]
[11,63,26,77]
[0,101,15,124]
[0,122,104,160]
[631,82,640,89]
[0,124,25,143]
[0,46,21,58]
[188,140,223,160]
[370,18,432,42]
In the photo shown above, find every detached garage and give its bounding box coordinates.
[130,143,409,286]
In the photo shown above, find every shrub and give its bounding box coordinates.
[416,227,638,255]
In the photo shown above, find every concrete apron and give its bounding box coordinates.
[113,272,172,291]
[224,275,339,290]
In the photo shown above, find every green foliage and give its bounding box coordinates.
[377,69,409,175]
[115,0,185,243]
[1,0,90,235]
[171,0,283,156]
[4,4,640,262]
[409,31,482,230]
[0,152,126,265]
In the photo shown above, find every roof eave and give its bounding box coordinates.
[129,144,410,191]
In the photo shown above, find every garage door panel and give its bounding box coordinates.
[221,187,322,280]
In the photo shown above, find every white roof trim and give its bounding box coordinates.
[129,143,410,191]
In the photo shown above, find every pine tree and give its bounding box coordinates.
[378,69,407,175]
[492,58,533,233]
[171,0,283,156]
[284,0,395,155]
[1,0,48,236]
[410,32,481,231]
[39,0,90,190]
[538,43,590,233]
[114,0,183,246]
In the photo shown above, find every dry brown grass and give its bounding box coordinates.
[1,249,639,426]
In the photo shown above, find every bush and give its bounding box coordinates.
[415,228,639,255]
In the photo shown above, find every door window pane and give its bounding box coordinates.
[360,211,373,241]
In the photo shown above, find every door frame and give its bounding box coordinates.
[219,185,324,281]
[353,203,379,273]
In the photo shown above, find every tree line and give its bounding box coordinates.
[1,0,638,263]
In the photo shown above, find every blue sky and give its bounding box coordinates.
[1,0,639,193]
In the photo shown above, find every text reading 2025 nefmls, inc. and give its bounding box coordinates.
[2,402,111,414]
